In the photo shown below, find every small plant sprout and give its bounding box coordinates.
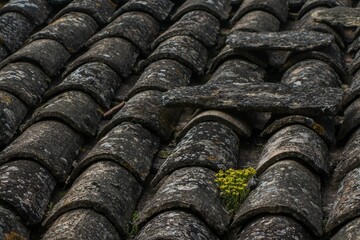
[215,167,257,214]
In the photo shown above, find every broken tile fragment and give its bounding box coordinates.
[162,81,343,116]
[28,12,98,53]
[0,120,83,182]
[44,161,141,239]
[64,38,139,78]
[112,0,174,21]
[0,160,56,225]
[46,62,120,109]
[0,39,70,76]
[232,160,323,237]
[87,12,159,55]
[152,122,239,187]
[139,35,208,75]
[135,211,219,240]
[100,90,180,140]
[42,209,121,240]
[258,125,330,176]
[24,91,102,137]
[138,167,230,235]
[231,0,289,24]
[153,10,220,48]
[172,0,231,21]
[227,31,334,51]
[0,62,50,107]
[72,122,160,183]
[236,215,313,240]
[128,59,192,99]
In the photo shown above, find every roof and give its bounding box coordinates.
[0,0,358,239]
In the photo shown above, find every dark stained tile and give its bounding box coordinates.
[0,120,83,182]
[139,35,208,75]
[343,70,360,110]
[46,62,120,109]
[0,206,29,240]
[43,161,141,239]
[127,59,192,99]
[137,167,230,235]
[0,160,56,225]
[171,0,231,21]
[72,122,160,183]
[23,91,102,137]
[153,10,220,48]
[64,37,139,78]
[42,209,122,240]
[112,0,174,21]
[0,12,35,53]
[0,39,71,76]
[338,98,360,141]
[0,62,50,107]
[100,90,181,141]
[151,121,240,187]
[87,12,159,55]
[257,124,330,176]
[52,0,117,25]
[135,211,219,240]
[232,160,323,237]
[0,0,51,25]
[28,12,99,53]
[230,10,280,33]
[331,217,360,240]
[0,90,28,148]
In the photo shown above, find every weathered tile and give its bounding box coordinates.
[230,10,280,33]
[227,31,334,51]
[23,91,102,137]
[281,59,341,88]
[312,6,359,28]
[283,43,345,76]
[135,211,219,240]
[299,1,353,20]
[338,98,360,141]
[139,36,208,75]
[0,91,27,148]
[262,115,336,145]
[0,46,8,62]
[0,206,29,240]
[112,0,174,21]
[0,62,50,107]
[0,12,35,53]
[343,70,360,107]
[177,110,251,141]
[0,121,83,182]
[153,10,220,48]
[258,125,330,176]
[0,0,51,25]
[232,160,323,237]
[64,38,139,78]
[128,59,192,99]
[331,217,360,240]
[209,59,265,84]
[87,12,159,55]
[162,81,344,116]
[42,209,121,240]
[52,0,116,25]
[28,12,98,53]
[171,0,231,21]
[208,44,268,73]
[152,122,239,186]
[231,0,288,24]
[44,161,142,239]
[100,90,181,141]
[326,168,360,233]
[72,122,160,183]
[334,128,360,182]
[348,48,360,75]
[0,39,70,76]
[0,160,56,225]
[138,167,230,235]
[348,35,360,53]
[236,215,313,240]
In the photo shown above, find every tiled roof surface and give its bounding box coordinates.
[0,0,359,239]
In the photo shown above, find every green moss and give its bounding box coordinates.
[127,211,140,238]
